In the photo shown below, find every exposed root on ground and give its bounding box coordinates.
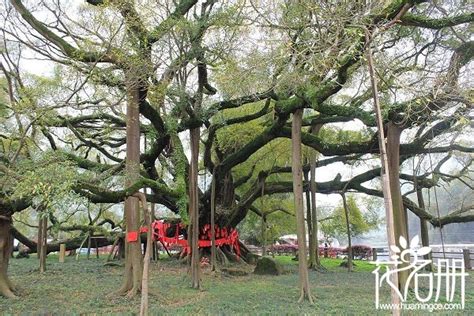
[0,283,18,299]
[297,289,315,304]
[310,264,327,272]
[125,285,140,298]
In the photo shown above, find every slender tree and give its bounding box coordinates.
[308,124,322,270]
[366,28,400,314]
[341,193,353,272]
[38,215,47,273]
[291,109,313,304]
[189,127,200,289]
[136,193,152,316]
[210,171,217,271]
[303,169,313,264]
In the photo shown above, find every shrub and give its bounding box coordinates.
[349,245,372,260]
[317,246,345,258]
[269,244,298,255]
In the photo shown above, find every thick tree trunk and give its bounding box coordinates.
[117,82,143,297]
[341,193,353,272]
[189,127,201,289]
[217,170,241,227]
[202,169,245,264]
[291,109,314,304]
[0,217,16,298]
[216,171,236,209]
[386,122,409,289]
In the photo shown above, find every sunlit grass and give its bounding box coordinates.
[273,255,376,272]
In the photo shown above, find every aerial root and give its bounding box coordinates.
[298,290,304,303]
[311,265,327,273]
[111,283,131,297]
[297,289,315,305]
[125,285,140,298]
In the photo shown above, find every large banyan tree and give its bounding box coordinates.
[0,0,473,298]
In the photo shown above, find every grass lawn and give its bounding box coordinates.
[1,255,473,315]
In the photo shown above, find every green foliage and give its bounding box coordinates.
[0,78,10,120]
[12,152,83,210]
[213,52,274,99]
[214,101,270,155]
[320,195,379,241]
[238,197,295,246]
[318,126,371,144]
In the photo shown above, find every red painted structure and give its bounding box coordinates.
[139,220,241,257]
